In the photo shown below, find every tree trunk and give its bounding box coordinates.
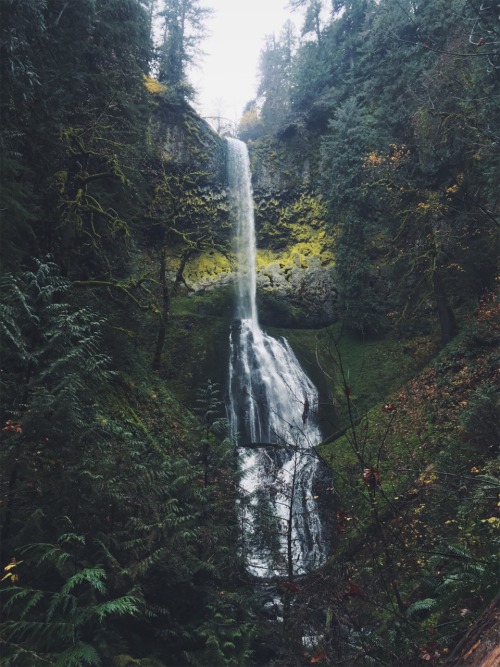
[433,267,457,344]
[152,246,170,371]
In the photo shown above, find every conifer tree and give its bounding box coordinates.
[157,0,212,101]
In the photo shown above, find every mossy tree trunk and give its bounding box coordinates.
[152,246,170,371]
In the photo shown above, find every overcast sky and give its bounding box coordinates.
[189,0,296,125]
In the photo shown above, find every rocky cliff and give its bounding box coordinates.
[153,106,337,328]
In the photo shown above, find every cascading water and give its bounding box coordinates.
[227,138,328,578]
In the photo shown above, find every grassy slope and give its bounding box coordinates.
[269,323,438,439]
[285,293,500,666]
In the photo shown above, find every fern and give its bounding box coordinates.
[2,587,46,618]
[193,379,229,437]
[20,543,73,569]
[59,566,107,597]
[434,549,493,597]
[405,597,437,620]
[89,595,140,622]
[1,520,143,662]
[54,642,101,667]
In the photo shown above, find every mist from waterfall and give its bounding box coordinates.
[226,138,327,577]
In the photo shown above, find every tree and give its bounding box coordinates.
[330,0,376,76]
[289,0,326,44]
[0,0,154,278]
[238,104,265,142]
[186,381,256,666]
[0,0,47,270]
[0,261,254,665]
[157,0,213,100]
[320,98,389,333]
[146,160,231,369]
[0,259,111,565]
[257,23,297,133]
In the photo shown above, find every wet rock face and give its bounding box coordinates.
[188,261,338,329]
[154,101,227,180]
[153,117,338,328]
[257,261,338,328]
[245,135,337,328]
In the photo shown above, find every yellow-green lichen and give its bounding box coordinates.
[180,250,231,284]
[256,192,332,259]
[256,240,334,273]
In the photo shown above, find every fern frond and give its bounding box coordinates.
[2,587,45,617]
[88,594,140,622]
[53,642,101,667]
[20,543,72,568]
[60,567,107,596]
[123,548,169,577]
[406,597,437,619]
[46,591,77,623]
[57,532,86,546]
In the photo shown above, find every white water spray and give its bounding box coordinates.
[226,138,327,577]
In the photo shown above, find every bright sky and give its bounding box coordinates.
[189,0,295,126]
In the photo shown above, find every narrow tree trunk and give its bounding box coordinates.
[0,465,19,566]
[173,248,194,294]
[433,268,457,344]
[286,469,295,582]
[152,246,170,371]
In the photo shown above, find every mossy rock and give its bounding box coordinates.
[181,249,232,287]
[257,290,306,328]
[255,191,332,257]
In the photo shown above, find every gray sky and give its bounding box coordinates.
[189,0,295,124]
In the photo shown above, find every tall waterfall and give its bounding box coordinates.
[226,138,327,577]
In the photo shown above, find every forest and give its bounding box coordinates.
[0,1,498,666]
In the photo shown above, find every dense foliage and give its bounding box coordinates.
[1,0,498,665]
[241,0,499,664]
[0,2,252,665]
[245,0,499,342]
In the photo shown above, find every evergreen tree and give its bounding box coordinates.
[157,0,212,101]
[320,98,388,332]
[1,0,154,278]
[257,23,297,133]
[0,0,47,269]
[289,0,327,44]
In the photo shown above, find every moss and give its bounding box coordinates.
[257,291,307,328]
[248,128,322,190]
[255,220,334,274]
[180,249,232,284]
[170,285,235,317]
[161,308,232,403]
[154,101,226,181]
[254,191,334,267]
[255,248,280,270]
[114,656,140,667]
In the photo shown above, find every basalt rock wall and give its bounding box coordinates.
[151,106,338,328]
[248,128,338,328]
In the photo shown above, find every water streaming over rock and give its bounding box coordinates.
[226,138,328,577]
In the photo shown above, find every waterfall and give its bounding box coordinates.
[226,138,327,578]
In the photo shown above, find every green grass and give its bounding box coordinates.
[269,322,437,434]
